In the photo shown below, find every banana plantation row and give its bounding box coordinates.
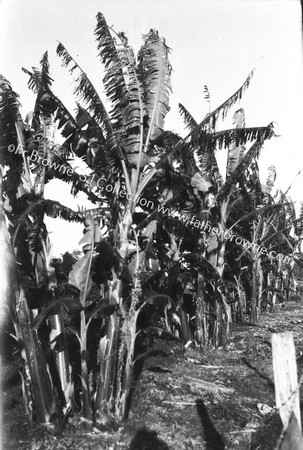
[0,12,302,430]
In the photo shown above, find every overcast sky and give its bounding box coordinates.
[0,0,302,255]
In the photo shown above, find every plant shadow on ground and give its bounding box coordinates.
[128,427,169,450]
[195,399,225,449]
[2,300,303,449]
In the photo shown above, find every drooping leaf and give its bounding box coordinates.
[86,303,116,321]
[31,296,82,330]
[217,126,274,203]
[17,198,86,225]
[178,103,198,131]
[49,326,80,347]
[142,289,172,308]
[56,40,116,156]
[202,125,275,151]
[200,69,254,130]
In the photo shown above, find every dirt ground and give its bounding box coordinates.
[2,299,303,449]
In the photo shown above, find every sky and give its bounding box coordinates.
[0,0,302,256]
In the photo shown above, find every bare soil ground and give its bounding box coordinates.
[2,299,303,449]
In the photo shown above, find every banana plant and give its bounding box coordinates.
[261,192,298,310]
[0,74,64,427]
[179,90,275,336]
[65,215,116,424]
[21,54,79,407]
[227,165,298,320]
[46,13,174,422]
[0,67,98,426]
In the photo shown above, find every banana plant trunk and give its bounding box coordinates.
[0,184,13,332]
[214,229,231,346]
[258,266,263,319]
[267,272,273,310]
[1,170,62,427]
[217,239,226,278]
[95,208,140,423]
[195,273,207,347]
[14,291,63,426]
[272,277,279,310]
[115,274,141,418]
[9,261,62,427]
[80,309,93,424]
[177,292,192,344]
[170,259,192,344]
[95,287,121,425]
[251,258,262,322]
[42,240,71,409]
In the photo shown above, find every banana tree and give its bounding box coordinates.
[0,65,95,426]
[261,192,298,310]
[24,53,74,403]
[227,165,298,320]
[179,87,275,338]
[0,74,64,427]
[50,13,176,423]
